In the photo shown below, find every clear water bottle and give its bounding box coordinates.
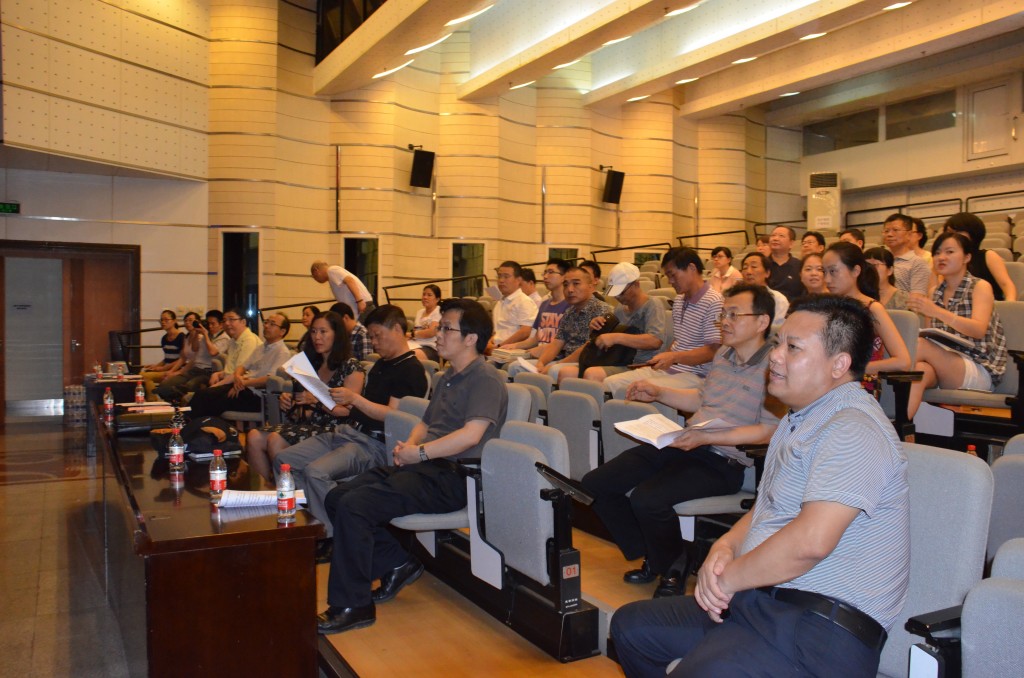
[135,381,146,404]
[277,463,296,524]
[171,406,185,432]
[93,360,103,377]
[168,428,186,472]
[103,387,114,415]
[209,449,227,504]
[170,470,185,506]
[116,364,125,381]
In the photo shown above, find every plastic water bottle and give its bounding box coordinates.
[277,463,296,524]
[171,407,185,432]
[134,381,146,404]
[169,471,185,506]
[103,387,114,415]
[209,449,227,504]
[168,428,186,472]
[116,364,125,381]
[93,360,103,377]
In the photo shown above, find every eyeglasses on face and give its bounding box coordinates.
[718,311,760,321]
[437,324,465,334]
[223,316,243,323]
[262,319,282,329]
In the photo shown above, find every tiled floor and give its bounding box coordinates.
[0,418,130,678]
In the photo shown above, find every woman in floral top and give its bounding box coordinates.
[906,231,1007,419]
[246,311,365,484]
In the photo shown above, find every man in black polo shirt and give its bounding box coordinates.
[767,225,803,301]
[274,305,428,535]
[317,299,508,634]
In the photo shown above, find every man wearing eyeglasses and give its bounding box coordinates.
[504,258,570,378]
[190,311,292,418]
[208,307,262,387]
[582,284,781,598]
[317,299,508,635]
[882,213,929,295]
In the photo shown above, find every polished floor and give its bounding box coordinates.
[0,417,130,677]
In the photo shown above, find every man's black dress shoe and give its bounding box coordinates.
[316,604,376,635]
[653,574,685,598]
[372,557,424,603]
[623,558,657,584]
[315,539,333,564]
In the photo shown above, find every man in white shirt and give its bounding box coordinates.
[520,268,546,305]
[311,260,375,320]
[882,214,929,295]
[489,260,538,349]
[190,312,292,417]
[209,307,263,386]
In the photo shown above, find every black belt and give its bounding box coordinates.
[347,421,385,442]
[757,587,887,651]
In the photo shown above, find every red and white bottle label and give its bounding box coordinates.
[277,493,295,512]
[210,470,227,492]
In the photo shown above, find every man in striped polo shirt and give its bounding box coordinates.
[612,294,910,677]
[604,247,722,400]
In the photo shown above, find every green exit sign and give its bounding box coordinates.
[0,202,19,214]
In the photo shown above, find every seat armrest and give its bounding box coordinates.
[877,370,925,383]
[737,444,768,459]
[905,605,962,642]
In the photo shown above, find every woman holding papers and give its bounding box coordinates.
[822,242,911,377]
[906,231,1008,419]
[246,311,365,483]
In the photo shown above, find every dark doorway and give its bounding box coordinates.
[222,233,260,332]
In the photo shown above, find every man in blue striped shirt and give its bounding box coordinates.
[612,295,910,678]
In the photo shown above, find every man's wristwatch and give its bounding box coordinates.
[418,445,429,462]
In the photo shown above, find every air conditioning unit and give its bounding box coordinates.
[807,172,841,234]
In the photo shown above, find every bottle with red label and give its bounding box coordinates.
[170,471,185,506]
[277,463,296,524]
[103,387,114,414]
[209,449,227,504]
[167,427,186,472]
[116,364,125,381]
[134,381,146,404]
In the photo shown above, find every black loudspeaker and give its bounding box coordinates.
[410,149,435,188]
[602,170,624,204]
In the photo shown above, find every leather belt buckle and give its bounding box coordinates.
[757,586,887,651]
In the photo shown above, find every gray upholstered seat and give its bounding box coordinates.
[547,389,601,480]
[987,452,1024,563]
[505,382,532,423]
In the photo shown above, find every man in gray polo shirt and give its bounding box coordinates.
[317,299,508,635]
[612,294,910,677]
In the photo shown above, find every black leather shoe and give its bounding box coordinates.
[623,559,657,584]
[372,557,424,603]
[315,539,333,564]
[653,574,685,598]
[316,604,376,635]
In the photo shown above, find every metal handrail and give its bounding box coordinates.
[677,229,751,251]
[751,220,806,238]
[844,198,963,228]
[589,242,672,266]
[964,190,1024,220]
[383,274,492,304]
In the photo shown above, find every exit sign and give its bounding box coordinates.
[0,202,19,214]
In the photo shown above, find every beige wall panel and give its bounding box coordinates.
[119,116,183,174]
[48,43,121,110]
[209,64,277,88]
[47,99,121,164]
[275,184,332,210]
[111,176,208,225]
[1,0,48,31]
[276,93,333,125]
[142,272,210,323]
[111,223,208,271]
[6,169,114,219]
[47,0,122,56]
[119,14,205,83]
[2,28,52,91]
[4,217,113,244]
[278,5,315,53]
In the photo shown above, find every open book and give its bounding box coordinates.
[920,327,973,351]
[282,352,335,409]
[218,489,307,508]
[614,414,730,449]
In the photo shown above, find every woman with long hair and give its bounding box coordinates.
[799,253,827,295]
[246,311,365,484]
[822,242,911,376]
[943,212,1017,301]
[864,247,908,311]
[409,284,442,362]
[906,232,1008,419]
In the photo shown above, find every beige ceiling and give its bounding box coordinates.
[313,0,1024,126]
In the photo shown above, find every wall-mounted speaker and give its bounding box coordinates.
[602,170,624,204]
[410,149,435,188]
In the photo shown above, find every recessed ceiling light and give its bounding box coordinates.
[373,59,414,79]
[780,92,800,97]
[405,34,453,55]
[666,4,699,17]
[800,32,826,40]
[603,36,631,46]
[676,77,699,84]
[627,95,650,102]
[509,80,535,90]
[883,2,911,9]
[553,59,581,70]
[445,4,494,26]
[732,56,757,64]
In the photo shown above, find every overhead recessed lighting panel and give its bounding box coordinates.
[626,95,650,102]
[732,56,757,64]
[445,4,494,26]
[883,2,911,9]
[603,36,631,46]
[553,59,581,70]
[779,92,800,97]
[800,32,826,40]
[676,77,699,84]
[373,59,414,79]
[665,4,699,17]
[405,34,453,55]
[509,80,535,90]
